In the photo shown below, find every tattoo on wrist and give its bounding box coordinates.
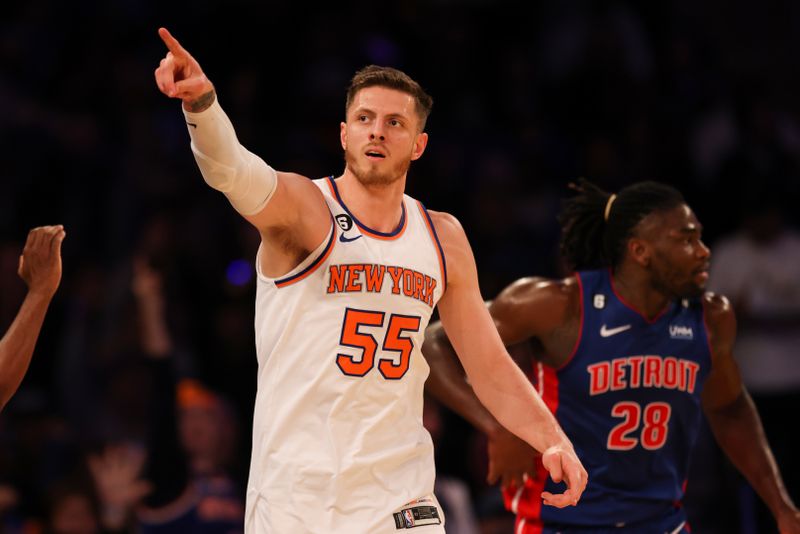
[186,90,216,112]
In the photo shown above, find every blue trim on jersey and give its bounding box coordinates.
[274,218,336,287]
[326,176,407,238]
[417,202,448,289]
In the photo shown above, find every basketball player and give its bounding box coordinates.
[154,27,587,533]
[423,180,800,533]
[0,225,65,410]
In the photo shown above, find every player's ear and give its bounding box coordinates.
[340,122,347,150]
[628,237,651,267]
[411,132,428,161]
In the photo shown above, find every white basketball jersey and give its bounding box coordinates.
[245,177,447,533]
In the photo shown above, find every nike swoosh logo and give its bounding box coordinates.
[186,122,197,129]
[600,324,632,337]
[339,234,362,243]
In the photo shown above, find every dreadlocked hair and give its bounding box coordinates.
[558,178,685,271]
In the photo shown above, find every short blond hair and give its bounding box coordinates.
[345,65,433,130]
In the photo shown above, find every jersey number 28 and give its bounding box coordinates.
[607,401,671,450]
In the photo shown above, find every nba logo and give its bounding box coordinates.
[403,509,415,527]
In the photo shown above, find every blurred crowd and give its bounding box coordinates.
[2,1,800,532]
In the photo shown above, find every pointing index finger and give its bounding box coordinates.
[158,27,188,58]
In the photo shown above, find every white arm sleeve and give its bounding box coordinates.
[182,96,277,216]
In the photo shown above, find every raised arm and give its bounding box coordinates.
[702,293,800,533]
[153,28,329,275]
[0,225,65,410]
[429,210,586,507]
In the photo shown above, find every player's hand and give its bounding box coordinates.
[777,506,800,534]
[88,443,152,513]
[486,426,539,489]
[154,27,215,110]
[539,443,587,508]
[18,225,65,298]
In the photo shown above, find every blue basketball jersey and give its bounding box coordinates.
[506,269,712,529]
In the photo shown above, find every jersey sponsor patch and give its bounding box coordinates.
[392,498,442,529]
[669,324,693,340]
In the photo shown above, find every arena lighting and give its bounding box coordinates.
[225,259,253,286]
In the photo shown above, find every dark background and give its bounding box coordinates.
[2,0,799,532]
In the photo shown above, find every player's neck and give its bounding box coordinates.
[336,171,407,233]
[611,266,670,321]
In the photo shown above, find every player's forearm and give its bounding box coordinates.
[183,92,250,172]
[182,93,277,215]
[468,355,569,453]
[424,334,503,436]
[0,291,53,408]
[707,389,796,517]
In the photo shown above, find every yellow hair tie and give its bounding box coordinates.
[604,194,617,222]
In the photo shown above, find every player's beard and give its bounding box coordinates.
[344,148,411,188]
[653,265,705,300]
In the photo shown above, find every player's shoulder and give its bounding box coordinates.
[493,275,580,319]
[500,275,578,300]
[276,171,327,197]
[425,210,463,236]
[424,210,470,256]
[279,170,316,182]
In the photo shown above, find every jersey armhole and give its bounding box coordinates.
[416,201,448,293]
[554,273,585,371]
[255,217,337,288]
